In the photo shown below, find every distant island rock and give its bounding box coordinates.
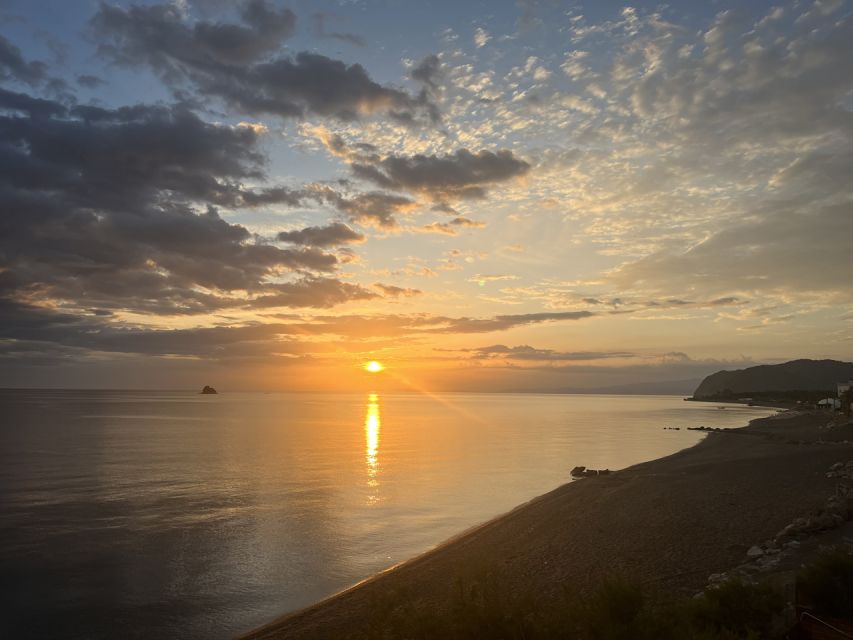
[200,385,218,395]
[692,359,853,400]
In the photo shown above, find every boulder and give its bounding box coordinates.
[201,385,218,395]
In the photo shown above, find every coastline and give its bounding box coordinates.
[241,409,853,639]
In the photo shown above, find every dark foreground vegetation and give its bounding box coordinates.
[352,548,853,640]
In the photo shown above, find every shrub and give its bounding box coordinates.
[571,578,680,640]
[797,548,853,617]
[353,574,792,639]
[689,579,785,638]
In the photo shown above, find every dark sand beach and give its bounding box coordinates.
[242,410,853,639]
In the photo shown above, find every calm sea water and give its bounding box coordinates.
[0,390,774,639]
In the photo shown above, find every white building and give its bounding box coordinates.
[838,380,852,396]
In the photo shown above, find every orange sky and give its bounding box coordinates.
[1,1,851,390]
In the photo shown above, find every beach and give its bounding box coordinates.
[242,410,853,639]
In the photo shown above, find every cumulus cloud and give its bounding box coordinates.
[0,91,367,315]
[277,222,365,247]
[410,54,443,91]
[0,86,66,118]
[355,149,530,199]
[309,188,418,228]
[0,34,47,84]
[248,277,377,308]
[308,127,531,201]
[4,2,853,386]
[92,0,296,67]
[311,132,533,201]
[92,1,437,124]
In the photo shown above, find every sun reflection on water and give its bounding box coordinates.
[365,393,381,503]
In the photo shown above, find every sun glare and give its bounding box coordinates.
[365,360,384,373]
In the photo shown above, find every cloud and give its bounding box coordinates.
[0,34,47,85]
[308,127,493,209]
[277,222,365,247]
[425,310,594,333]
[310,187,418,228]
[92,0,295,67]
[417,217,485,235]
[0,86,66,118]
[92,2,437,125]
[410,54,443,91]
[247,277,378,308]
[525,4,853,311]
[0,298,315,360]
[469,274,519,285]
[473,27,490,48]
[274,310,596,338]
[0,95,358,315]
[561,50,590,80]
[343,146,531,201]
[372,284,422,298]
[455,344,635,361]
[0,301,595,366]
[311,12,366,47]
[608,201,853,301]
[75,73,106,88]
[622,8,853,148]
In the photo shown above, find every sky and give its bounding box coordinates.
[0,0,851,392]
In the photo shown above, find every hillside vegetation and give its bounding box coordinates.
[693,359,853,400]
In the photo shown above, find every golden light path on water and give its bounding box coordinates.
[364,393,381,504]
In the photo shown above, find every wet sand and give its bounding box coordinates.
[241,411,853,639]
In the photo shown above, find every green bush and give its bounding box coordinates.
[564,578,681,640]
[688,579,785,638]
[352,574,794,639]
[355,572,541,640]
[797,548,853,617]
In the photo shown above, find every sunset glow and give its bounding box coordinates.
[2,2,853,639]
[0,1,849,393]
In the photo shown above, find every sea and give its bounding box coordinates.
[0,390,775,639]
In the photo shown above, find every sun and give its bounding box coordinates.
[364,360,384,373]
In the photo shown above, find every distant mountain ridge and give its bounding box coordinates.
[568,378,703,395]
[692,359,853,399]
